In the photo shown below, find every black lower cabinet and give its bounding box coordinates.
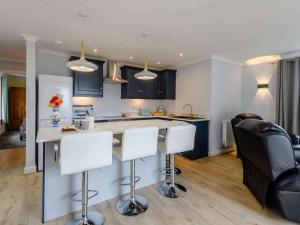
[181,120,209,160]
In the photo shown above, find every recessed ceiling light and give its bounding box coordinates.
[245,55,281,65]
[53,40,63,45]
[157,61,161,65]
[129,56,134,60]
[179,53,184,57]
[93,49,98,53]
[142,32,149,37]
[78,11,88,18]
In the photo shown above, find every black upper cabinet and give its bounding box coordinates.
[120,66,156,99]
[70,56,105,97]
[121,66,176,100]
[156,69,176,100]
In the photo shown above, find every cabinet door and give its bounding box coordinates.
[121,66,158,99]
[181,121,209,160]
[139,70,157,99]
[155,72,164,99]
[121,67,142,98]
[161,69,176,100]
[71,57,104,97]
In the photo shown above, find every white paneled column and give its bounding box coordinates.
[22,34,39,174]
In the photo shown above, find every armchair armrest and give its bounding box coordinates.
[289,134,300,145]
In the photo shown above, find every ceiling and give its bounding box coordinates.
[1,0,300,68]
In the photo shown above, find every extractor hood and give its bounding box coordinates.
[104,60,128,83]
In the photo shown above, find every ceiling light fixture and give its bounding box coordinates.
[157,61,161,65]
[129,56,134,60]
[179,53,184,57]
[134,57,157,80]
[66,40,98,72]
[93,49,98,53]
[66,12,98,72]
[245,55,281,65]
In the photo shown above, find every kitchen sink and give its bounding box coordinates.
[172,116,205,120]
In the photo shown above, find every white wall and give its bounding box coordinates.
[173,58,242,155]
[37,51,165,117]
[241,62,277,122]
[174,60,211,116]
[0,59,26,75]
[210,59,242,154]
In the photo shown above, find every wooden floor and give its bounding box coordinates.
[0,148,297,225]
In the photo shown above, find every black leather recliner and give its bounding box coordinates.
[235,119,300,223]
[231,113,263,158]
[231,113,300,162]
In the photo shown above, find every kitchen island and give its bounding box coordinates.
[36,119,188,222]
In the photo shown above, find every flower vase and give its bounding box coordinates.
[51,108,61,127]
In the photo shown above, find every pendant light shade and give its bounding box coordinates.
[135,57,157,80]
[66,41,98,72]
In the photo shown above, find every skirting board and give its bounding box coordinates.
[24,165,37,174]
[209,146,235,157]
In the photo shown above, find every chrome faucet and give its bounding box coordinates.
[183,104,193,118]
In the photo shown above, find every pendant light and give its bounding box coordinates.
[135,57,157,80]
[66,40,98,72]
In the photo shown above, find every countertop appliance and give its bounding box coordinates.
[72,105,95,130]
[38,74,73,171]
[72,105,94,119]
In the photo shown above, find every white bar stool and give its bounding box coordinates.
[113,126,159,216]
[158,124,196,198]
[60,131,113,225]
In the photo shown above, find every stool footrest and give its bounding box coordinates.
[70,190,99,202]
[120,176,141,186]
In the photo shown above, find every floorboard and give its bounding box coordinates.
[0,148,296,225]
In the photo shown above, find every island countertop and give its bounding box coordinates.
[36,119,188,143]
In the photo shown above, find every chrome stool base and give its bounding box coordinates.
[116,195,149,216]
[158,182,187,198]
[65,211,104,225]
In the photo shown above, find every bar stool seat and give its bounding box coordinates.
[113,126,159,216]
[158,124,196,198]
[60,131,113,225]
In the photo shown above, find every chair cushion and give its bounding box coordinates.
[274,167,300,223]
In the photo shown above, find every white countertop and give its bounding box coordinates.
[93,115,210,122]
[36,119,188,143]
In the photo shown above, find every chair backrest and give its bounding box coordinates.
[231,113,263,157]
[165,124,196,154]
[235,119,296,181]
[60,131,113,175]
[121,126,159,161]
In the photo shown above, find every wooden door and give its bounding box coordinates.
[8,87,26,130]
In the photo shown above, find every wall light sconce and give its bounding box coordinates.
[257,83,269,89]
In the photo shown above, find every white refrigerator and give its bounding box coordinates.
[38,74,73,171]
